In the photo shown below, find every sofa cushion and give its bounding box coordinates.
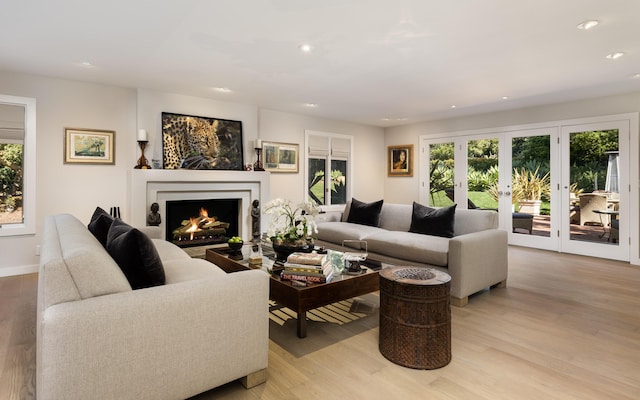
[87,207,114,247]
[42,214,131,305]
[378,203,413,231]
[106,219,166,289]
[346,198,384,227]
[316,221,386,245]
[151,238,192,262]
[163,258,226,284]
[365,231,449,266]
[409,202,457,238]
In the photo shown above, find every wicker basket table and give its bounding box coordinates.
[379,267,451,369]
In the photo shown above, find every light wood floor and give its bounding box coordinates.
[2,246,640,400]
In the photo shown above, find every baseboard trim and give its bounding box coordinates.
[0,264,38,277]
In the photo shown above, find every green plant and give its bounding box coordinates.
[4,195,15,211]
[512,166,550,202]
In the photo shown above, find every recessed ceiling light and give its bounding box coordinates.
[304,103,318,108]
[606,52,625,60]
[299,44,312,53]
[214,87,232,93]
[631,73,640,79]
[577,20,599,30]
[382,118,391,121]
[451,105,457,109]
[501,96,509,100]
[79,61,94,68]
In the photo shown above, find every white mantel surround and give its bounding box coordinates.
[130,169,270,241]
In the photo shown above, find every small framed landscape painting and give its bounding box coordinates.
[388,144,413,177]
[64,128,115,164]
[263,141,299,173]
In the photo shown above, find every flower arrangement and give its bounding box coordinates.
[263,198,319,245]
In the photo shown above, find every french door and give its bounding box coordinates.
[423,116,631,261]
[560,120,629,261]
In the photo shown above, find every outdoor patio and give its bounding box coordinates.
[518,215,617,244]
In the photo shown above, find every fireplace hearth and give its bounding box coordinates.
[166,199,239,248]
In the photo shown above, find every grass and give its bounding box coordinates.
[430,190,551,215]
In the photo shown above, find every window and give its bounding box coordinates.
[0,95,36,236]
[305,131,351,208]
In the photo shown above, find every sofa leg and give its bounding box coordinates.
[450,296,468,307]
[240,368,267,389]
[494,279,507,288]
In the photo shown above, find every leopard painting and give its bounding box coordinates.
[162,113,242,169]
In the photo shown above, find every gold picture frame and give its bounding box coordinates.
[388,144,413,177]
[64,128,115,164]
[263,141,299,173]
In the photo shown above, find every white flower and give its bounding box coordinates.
[263,198,319,241]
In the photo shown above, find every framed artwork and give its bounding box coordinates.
[263,141,299,173]
[161,112,244,170]
[64,128,115,164]
[388,144,413,177]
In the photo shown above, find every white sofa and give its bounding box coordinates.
[315,202,508,306]
[37,213,269,400]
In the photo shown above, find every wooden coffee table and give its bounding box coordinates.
[205,245,383,338]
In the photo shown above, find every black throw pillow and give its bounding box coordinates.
[106,219,165,290]
[346,198,384,227]
[409,202,457,238]
[88,207,114,247]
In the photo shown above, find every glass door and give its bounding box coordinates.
[560,121,629,261]
[505,128,558,251]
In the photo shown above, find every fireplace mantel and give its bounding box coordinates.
[130,169,270,241]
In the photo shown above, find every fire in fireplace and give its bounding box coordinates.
[166,199,239,247]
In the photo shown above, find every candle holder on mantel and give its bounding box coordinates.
[253,147,265,171]
[134,140,152,169]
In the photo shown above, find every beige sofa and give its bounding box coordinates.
[37,213,269,400]
[315,202,508,306]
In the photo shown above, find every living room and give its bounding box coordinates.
[2,2,640,399]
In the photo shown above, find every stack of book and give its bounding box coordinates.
[280,252,334,283]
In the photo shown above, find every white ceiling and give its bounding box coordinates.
[2,0,640,127]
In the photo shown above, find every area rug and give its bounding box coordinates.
[268,293,380,357]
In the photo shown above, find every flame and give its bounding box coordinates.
[186,217,199,240]
[182,208,217,241]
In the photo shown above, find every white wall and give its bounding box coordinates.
[136,89,259,168]
[0,70,136,275]
[258,109,385,203]
[0,72,385,276]
[384,91,640,204]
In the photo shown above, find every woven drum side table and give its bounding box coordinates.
[379,266,451,369]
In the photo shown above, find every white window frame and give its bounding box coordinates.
[0,95,36,237]
[304,130,353,212]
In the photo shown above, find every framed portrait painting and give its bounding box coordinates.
[263,141,299,173]
[161,112,244,170]
[388,144,413,177]
[64,128,115,164]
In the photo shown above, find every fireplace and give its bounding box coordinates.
[166,198,240,247]
[130,169,270,243]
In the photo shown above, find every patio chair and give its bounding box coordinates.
[579,193,608,226]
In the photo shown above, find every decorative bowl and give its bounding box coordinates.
[228,241,243,251]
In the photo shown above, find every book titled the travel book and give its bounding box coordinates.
[281,268,334,283]
[286,252,327,266]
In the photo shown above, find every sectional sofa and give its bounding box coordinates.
[37,212,269,400]
[315,200,508,306]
